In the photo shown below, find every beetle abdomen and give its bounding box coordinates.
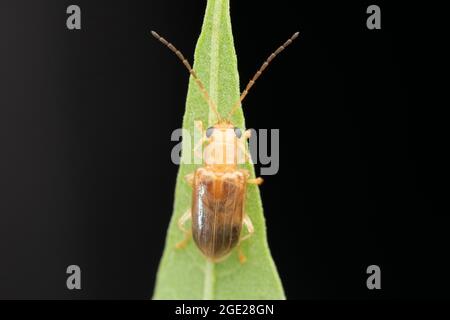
[191,167,247,261]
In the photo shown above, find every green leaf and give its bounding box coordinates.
[153,0,285,300]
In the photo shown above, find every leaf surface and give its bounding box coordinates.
[153,0,285,300]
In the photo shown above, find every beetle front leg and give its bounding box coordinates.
[237,214,255,263]
[237,130,253,164]
[175,209,192,249]
[238,144,253,164]
[193,120,209,161]
[184,173,194,187]
[194,139,207,161]
[194,120,203,134]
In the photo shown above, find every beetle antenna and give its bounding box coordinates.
[151,31,221,122]
[227,32,299,119]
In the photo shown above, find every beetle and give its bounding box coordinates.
[152,30,299,263]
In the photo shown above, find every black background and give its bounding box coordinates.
[0,0,447,299]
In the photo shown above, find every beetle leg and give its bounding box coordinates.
[238,245,247,264]
[238,140,253,164]
[175,209,192,249]
[184,173,194,187]
[194,138,207,161]
[247,177,264,185]
[241,129,253,163]
[237,214,255,264]
[193,121,210,162]
[243,129,252,140]
[240,214,255,242]
[194,120,203,134]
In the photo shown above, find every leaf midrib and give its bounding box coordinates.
[202,0,225,300]
[207,0,223,126]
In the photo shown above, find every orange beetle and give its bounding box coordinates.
[152,30,298,263]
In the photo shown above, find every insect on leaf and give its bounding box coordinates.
[153,0,285,300]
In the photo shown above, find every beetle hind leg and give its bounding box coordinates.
[237,214,255,264]
[237,245,247,264]
[175,209,192,249]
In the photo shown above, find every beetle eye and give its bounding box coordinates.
[234,127,242,138]
[206,127,214,138]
